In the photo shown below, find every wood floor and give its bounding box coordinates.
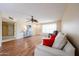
[0,36,41,56]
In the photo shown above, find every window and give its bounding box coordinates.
[42,23,57,33]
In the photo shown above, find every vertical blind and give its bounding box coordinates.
[42,23,56,33]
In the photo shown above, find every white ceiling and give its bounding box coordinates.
[0,3,66,23]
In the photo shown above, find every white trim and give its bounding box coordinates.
[2,37,24,42]
[2,38,16,42]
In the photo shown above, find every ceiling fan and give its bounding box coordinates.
[26,16,38,23]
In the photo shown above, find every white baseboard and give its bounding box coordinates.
[2,37,24,42]
[2,38,16,42]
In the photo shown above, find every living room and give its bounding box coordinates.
[0,3,79,56]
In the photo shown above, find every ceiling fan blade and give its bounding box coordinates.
[9,16,14,20]
[34,19,38,22]
[34,20,38,23]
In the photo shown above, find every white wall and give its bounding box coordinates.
[56,20,62,32]
[15,19,26,39]
[25,22,42,36]
[32,23,42,35]
[62,4,79,55]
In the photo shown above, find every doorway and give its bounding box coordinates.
[2,21,15,42]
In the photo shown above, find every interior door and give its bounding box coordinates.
[2,22,8,36]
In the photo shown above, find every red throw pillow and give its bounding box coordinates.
[50,34,56,46]
[43,34,56,47]
[43,39,51,46]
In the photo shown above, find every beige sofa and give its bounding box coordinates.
[34,32,75,56]
[34,41,75,56]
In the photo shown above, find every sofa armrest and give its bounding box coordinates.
[35,45,71,56]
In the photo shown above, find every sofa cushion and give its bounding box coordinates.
[63,41,75,56]
[52,32,67,49]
